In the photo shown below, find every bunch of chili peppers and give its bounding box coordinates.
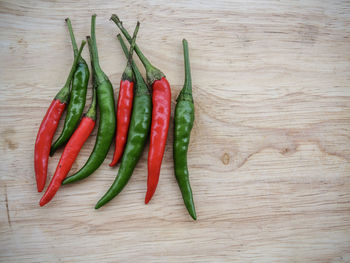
[34,14,197,220]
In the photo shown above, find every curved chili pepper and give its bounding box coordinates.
[174,39,196,220]
[95,30,152,209]
[111,15,171,204]
[109,22,140,167]
[50,18,90,156]
[62,15,116,185]
[145,77,171,203]
[40,86,96,206]
[34,41,86,192]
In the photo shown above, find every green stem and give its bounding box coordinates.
[118,34,148,94]
[86,85,97,120]
[87,36,95,84]
[111,15,151,69]
[111,14,164,85]
[64,41,85,87]
[86,36,97,89]
[122,22,140,81]
[127,21,140,66]
[55,41,86,102]
[118,35,141,80]
[65,18,78,57]
[90,14,102,72]
[182,39,192,94]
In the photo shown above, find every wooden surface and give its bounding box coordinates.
[1,0,350,262]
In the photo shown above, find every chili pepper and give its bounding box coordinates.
[95,30,152,209]
[50,18,90,156]
[110,15,171,204]
[174,39,196,220]
[39,86,97,206]
[62,15,116,185]
[109,22,140,167]
[34,41,86,192]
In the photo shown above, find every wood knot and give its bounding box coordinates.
[2,128,18,150]
[280,146,297,155]
[221,153,230,165]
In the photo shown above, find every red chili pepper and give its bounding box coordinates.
[109,79,133,166]
[145,77,171,204]
[34,41,86,192]
[35,100,66,192]
[39,112,95,206]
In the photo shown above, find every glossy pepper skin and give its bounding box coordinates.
[109,23,140,167]
[50,18,90,156]
[34,41,86,192]
[35,100,65,192]
[174,39,196,220]
[95,31,152,209]
[63,15,116,185]
[110,15,171,204]
[109,80,133,166]
[145,77,171,203]
[40,86,96,206]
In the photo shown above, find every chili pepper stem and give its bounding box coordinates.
[182,39,192,93]
[85,36,98,121]
[89,14,103,74]
[65,18,79,57]
[117,35,149,94]
[86,36,96,85]
[110,15,151,67]
[128,22,140,65]
[177,39,193,102]
[55,40,86,103]
[122,21,140,82]
[86,87,97,120]
[110,14,164,85]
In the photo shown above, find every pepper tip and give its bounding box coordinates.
[190,211,197,220]
[39,199,46,207]
[61,179,68,185]
[144,190,154,204]
[37,185,44,193]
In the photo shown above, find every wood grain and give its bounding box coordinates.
[1,0,350,262]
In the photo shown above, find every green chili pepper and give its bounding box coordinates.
[62,14,116,185]
[174,39,196,220]
[95,30,152,209]
[50,18,90,156]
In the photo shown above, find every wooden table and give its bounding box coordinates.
[1,1,349,262]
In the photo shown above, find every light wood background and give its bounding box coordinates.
[1,0,350,262]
